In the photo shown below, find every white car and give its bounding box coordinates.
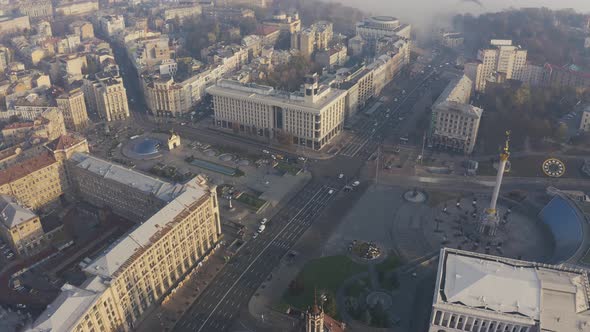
[260,218,268,225]
[252,232,259,239]
[352,181,360,187]
[298,156,306,161]
[258,224,266,233]
[338,173,344,179]
[262,149,270,154]
[328,189,334,195]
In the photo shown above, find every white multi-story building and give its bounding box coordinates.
[98,15,126,38]
[471,40,528,92]
[430,75,482,154]
[356,16,411,41]
[580,105,590,132]
[429,248,590,332]
[208,75,347,150]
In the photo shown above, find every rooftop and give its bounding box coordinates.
[82,176,208,278]
[435,248,590,330]
[45,134,86,152]
[0,195,37,228]
[0,153,56,186]
[30,276,108,332]
[208,79,347,113]
[69,153,184,203]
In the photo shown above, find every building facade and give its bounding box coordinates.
[18,0,53,18]
[30,173,221,332]
[430,75,482,154]
[56,89,90,132]
[356,16,411,41]
[208,75,347,150]
[83,71,130,122]
[291,21,333,59]
[429,248,590,332]
[472,40,528,92]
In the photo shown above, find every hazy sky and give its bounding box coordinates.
[329,0,590,16]
[327,0,590,38]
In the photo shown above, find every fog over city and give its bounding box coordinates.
[328,0,590,38]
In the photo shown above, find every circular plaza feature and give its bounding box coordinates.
[132,138,161,156]
[402,189,427,203]
[219,153,235,162]
[542,158,566,178]
[350,240,383,261]
[122,136,164,160]
[366,291,393,310]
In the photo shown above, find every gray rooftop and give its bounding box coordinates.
[82,176,207,278]
[70,153,184,203]
[0,195,37,228]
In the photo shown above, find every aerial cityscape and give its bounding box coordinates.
[0,0,590,331]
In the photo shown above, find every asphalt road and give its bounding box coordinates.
[174,180,341,332]
[169,51,458,332]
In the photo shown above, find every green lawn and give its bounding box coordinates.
[236,193,267,210]
[345,276,370,298]
[375,254,401,275]
[282,256,366,312]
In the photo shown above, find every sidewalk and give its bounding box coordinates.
[135,248,227,332]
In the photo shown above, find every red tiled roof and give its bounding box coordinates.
[0,153,57,186]
[3,122,34,130]
[324,315,345,332]
[256,25,279,36]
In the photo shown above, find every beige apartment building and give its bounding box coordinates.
[262,11,301,35]
[84,71,130,122]
[57,89,90,132]
[291,21,333,59]
[69,21,94,40]
[30,171,221,332]
[580,106,590,132]
[338,67,375,118]
[472,40,528,92]
[208,75,347,150]
[163,4,202,21]
[429,248,590,332]
[54,0,98,16]
[0,153,67,211]
[430,75,482,154]
[0,15,31,37]
[18,0,53,18]
[0,195,52,256]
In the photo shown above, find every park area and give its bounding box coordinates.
[282,255,365,318]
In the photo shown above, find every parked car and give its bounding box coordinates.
[262,149,270,154]
[260,218,268,225]
[352,181,360,187]
[328,189,334,195]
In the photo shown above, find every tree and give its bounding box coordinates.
[239,17,258,36]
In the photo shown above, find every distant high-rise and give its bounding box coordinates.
[471,40,527,92]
